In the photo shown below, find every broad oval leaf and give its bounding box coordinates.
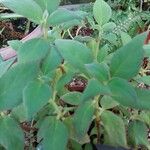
[61,92,82,105]
[81,79,111,102]
[110,32,147,79]
[101,111,127,147]
[128,120,150,148]
[0,58,15,78]
[93,0,112,25]
[18,38,49,64]
[100,96,118,110]
[64,117,90,145]
[48,8,82,26]
[8,40,23,51]
[102,22,116,32]
[0,0,43,24]
[85,62,110,83]
[0,116,24,150]
[41,45,62,75]
[73,101,95,138]
[135,76,150,86]
[120,31,132,45]
[108,77,138,108]
[23,81,52,119]
[0,62,39,110]
[55,39,93,72]
[41,117,69,150]
[134,88,150,110]
[35,0,60,15]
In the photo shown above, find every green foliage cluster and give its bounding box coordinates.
[0,0,150,149]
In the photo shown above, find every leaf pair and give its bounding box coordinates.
[38,117,68,150]
[0,0,60,24]
[0,0,86,26]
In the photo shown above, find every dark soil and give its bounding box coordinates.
[0,19,37,48]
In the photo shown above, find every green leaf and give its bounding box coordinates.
[128,120,150,148]
[144,44,150,57]
[69,139,82,150]
[134,88,150,110]
[55,39,93,72]
[108,77,138,108]
[0,0,43,24]
[11,104,27,122]
[41,45,62,75]
[120,31,132,45]
[41,117,69,150]
[101,111,127,147]
[48,8,82,26]
[135,76,150,86]
[97,45,109,63]
[64,117,90,144]
[18,38,49,64]
[35,0,60,15]
[56,72,74,95]
[100,96,118,110]
[110,32,146,79]
[102,22,116,32]
[0,62,39,110]
[81,79,111,102]
[73,101,95,138]
[93,0,112,25]
[61,19,81,30]
[138,111,150,126]
[8,40,23,51]
[0,116,24,150]
[23,81,52,119]
[61,92,82,105]
[103,33,117,45]
[85,62,110,83]
[0,58,15,78]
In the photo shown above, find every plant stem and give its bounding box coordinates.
[67,29,74,39]
[94,96,101,143]
[43,26,48,39]
[50,91,62,119]
[94,39,100,62]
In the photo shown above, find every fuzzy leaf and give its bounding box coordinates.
[0,116,24,150]
[93,0,112,25]
[35,0,60,15]
[0,58,15,78]
[18,38,49,64]
[0,63,38,110]
[73,101,95,138]
[134,88,150,110]
[85,62,110,83]
[101,111,127,147]
[61,92,82,105]
[41,45,62,75]
[55,39,93,72]
[81,79,111,102]
[110,33,146,79]
[48,8,82,26]
[23,81,52,119]
[128,120,150,148]
[41,117,69,150]
[0,0,43,24]
[108,77,138,108]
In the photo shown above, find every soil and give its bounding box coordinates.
[66,76,88,92]
[0,19,37,48]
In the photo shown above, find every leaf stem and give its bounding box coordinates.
[50,91,62,119]
[94,96,101,143]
